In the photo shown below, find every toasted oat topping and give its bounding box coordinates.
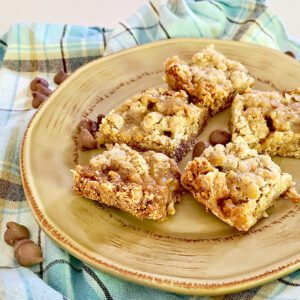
[231,89,300,158]
[165,44,254,115]
[73,144,182,220]
[97,88,208,161]
[181,137,299,231]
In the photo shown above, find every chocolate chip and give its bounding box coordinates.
[209,130,231,146]
[30,77,49,91]
[32,92,48,109]
[78,119,98,134]
[37,84,52,96]
[190,96,200,104]
[285,51,296,59]
[147,102,155,110]
[78,128,97,151]
[4,222,30,246]
[163,131,172,138]
[97,114,105,126]
[192,141,208,158]
[54,69,69,85]
[265,116,275,132]
[15,239,32,248]
[14,239,43,267]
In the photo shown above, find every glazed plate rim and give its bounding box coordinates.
[20,38,300,296]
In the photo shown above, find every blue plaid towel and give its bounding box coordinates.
[1,0,300,299]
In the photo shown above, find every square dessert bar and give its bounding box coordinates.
[231,89,300,158]
[72,143,183,221]
[97,88,209,162]
[181,137,300,231]
[164,44,254,115]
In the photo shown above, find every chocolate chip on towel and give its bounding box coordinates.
[4,222,30,246]
[54,69,69,85]
[36,84,52,96]
[32,92,48,109]
[14,239,43,267]
[30,77,49,91]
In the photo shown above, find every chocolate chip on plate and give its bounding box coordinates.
[30,77,49,91]
[4,222,30,246]
[54,69,69,85]
[285,51,296,59]
[78,128,97,151]
[192,141,209,158]
[32,92,48,109]
[78,118,98,134]
[14,239,43,267]
[209,130,231,146]
[97,114,105,125]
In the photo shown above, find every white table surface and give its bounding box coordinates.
[0,0,300,40]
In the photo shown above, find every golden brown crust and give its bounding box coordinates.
[72,144,183,220]
[231,89,300,158]
[181,137,297,231]
[165,44,254,115]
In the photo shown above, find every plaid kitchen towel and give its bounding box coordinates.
[1,0,300,299]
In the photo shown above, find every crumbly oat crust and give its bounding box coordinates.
[181,137,300,231]
[72,144,183,220]
[165,44,254,115]
[231,89,300,158]
[96,88,209,161]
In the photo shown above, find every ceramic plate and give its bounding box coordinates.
[20,39,300,296]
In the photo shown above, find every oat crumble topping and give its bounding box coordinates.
[181,137,300,231]
[72,144,182,220]
[165,44,254,115]
[97,88,209,161]
[231,89,300,158]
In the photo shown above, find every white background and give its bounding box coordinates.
[0,1,299,39]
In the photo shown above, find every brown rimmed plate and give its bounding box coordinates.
[20,38,300,296]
